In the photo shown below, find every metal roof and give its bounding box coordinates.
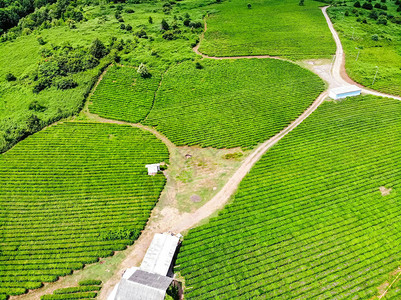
[140,233,179,276]
[115,277,169,300]
[129,270,173,290]
[330,85,361,95]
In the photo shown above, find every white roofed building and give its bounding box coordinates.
[329,85,361,100]
[115,270,173,300]
[146,164,161,176]
[109,233,181,300]
[140,233,180,276]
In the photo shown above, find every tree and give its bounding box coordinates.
[135,29,148,38]
[126,24,132,31]
[354,1,361,7]
[362,2,373,10]
[90,38,108,59]
[28,101,46,112]
[247,3,252,8]
[299,0,304,6]
[26,114,42,134]
[148,16,153,24]
[37,36,46,45]
[5,72,16,81]
[137,63,150,78]
[377,15,387,24]
[160,19,169,31]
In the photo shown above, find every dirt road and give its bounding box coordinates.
[321,6,401,101]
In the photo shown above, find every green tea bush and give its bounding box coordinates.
[79,280,102,286]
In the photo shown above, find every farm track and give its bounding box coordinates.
[14,5,401,300]
[94,6,401,299]
[321,6,401,101]
[97,87,327,298]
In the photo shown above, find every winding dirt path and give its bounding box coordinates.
[96,86,324,298]
[19,6,401,300]
[321,6,401,101]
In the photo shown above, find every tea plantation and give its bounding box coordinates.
[40,280,102,300]
[143,59,325,149]
[176,95,401,299]
[89,65,161,123]
[199,0,336,59]
[0,122,168,299]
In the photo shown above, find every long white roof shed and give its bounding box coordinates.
[108,233,180,300]
[329,85,361,100]
[140,233,180,276]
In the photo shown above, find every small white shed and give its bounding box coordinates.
[145,164,160,176]
[329,85,361,100]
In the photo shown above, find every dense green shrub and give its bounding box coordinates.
[137,63,150,78]
[161,19,170,30]
[28,101,47,112]
[53,286,101,294]
[41,292,97,299]
[90,39,108,59]
[79,280,102,286]
[362,2,373,9]
[5,72,16,81]
[54,78,78,90]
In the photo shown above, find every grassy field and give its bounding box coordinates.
[0,0,207,153]
[175,95,401,299]
[0,122,168,299]
[143,58,325,149]
[89,65,161,123]
[328,1,401,96]
[198,0,336,59]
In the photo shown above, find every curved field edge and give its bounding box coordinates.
[143,58,325,149]
[0,122,169,299]
[198,0,336,59]
[88,65,162,123]
[175,95,401,299]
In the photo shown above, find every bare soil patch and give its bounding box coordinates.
[379,186,392,196]
[190,195,202,203]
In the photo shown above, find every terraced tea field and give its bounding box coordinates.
[143,59,325,149]
[89,66,161,123]
[0,122,168,299]
[176,95,401,299]
[199,0,335,59]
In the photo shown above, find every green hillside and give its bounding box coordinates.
[176,95,401,299]
[0,0,205,153]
